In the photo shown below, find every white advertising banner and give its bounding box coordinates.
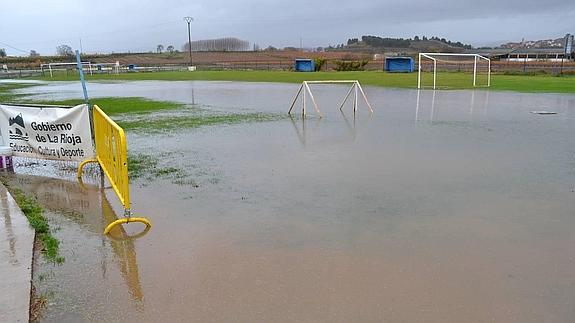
[0,104,95,161]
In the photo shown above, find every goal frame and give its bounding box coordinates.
[417,53,491,89]
[288,80,374,118]
[41,62,94,78]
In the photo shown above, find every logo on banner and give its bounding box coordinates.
[8,113,29,142]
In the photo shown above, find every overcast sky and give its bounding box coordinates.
[1,0,574,56]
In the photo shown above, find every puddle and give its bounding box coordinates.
[8,81,575,322]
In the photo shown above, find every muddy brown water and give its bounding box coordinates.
[7,81,575,322]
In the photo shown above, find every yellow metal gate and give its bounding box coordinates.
[78,105,151,234]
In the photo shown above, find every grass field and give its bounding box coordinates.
[36,70,575,93]
[31,97,185,116]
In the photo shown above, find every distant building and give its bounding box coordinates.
[470,46,573,62]
[474,34,574,62]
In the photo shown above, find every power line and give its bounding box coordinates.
[0,41,28,53]
[3,19,181,48]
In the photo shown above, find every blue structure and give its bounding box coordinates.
[385,57,414,73]
[294,59,315,72]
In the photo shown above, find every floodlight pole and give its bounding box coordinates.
[184,16,194,67]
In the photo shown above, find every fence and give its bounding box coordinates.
[415,60,575,75]
[0,69,43,79]
[3,58,575,78]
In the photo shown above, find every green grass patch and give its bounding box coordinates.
[20,97,184,116]
[0,84,183,115]
[127,151,221,187]
[119,111,284,132]
[128,153,184,180]
[1,179,64,264]
[127,154,157,179]
[32,70,575,94]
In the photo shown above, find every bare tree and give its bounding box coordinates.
[56,44,73,57]
[30,50,40,57]
[157,44,164,53]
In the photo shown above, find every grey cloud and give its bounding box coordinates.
[0,0,573,55]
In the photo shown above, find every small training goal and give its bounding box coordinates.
[418,53,491,89]
[288,80,374,117]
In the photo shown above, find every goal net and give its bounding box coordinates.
[417,53,491,89]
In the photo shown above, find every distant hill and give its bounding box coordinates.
[328,35,473,53]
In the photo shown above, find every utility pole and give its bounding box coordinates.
[184,16,194,67]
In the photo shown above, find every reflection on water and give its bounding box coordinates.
[3,174,146,320]
[1,187,19,265]
[288,110,374,147]
[416,89,492,123]
[288,115,321,147]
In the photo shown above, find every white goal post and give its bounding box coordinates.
[41,62,94,78]
[418,53,491,89]
[288,80,374,118]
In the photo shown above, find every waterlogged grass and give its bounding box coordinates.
[119,111,284,132]
[2,80,278,189]
[3,82,284,133]
[128,153,184,180]
[0,83,183,115]
[1,179,64,264]
[27,97,184,116]
[128,153,208,187]
[0,83,37,103]
[34,70,575,94]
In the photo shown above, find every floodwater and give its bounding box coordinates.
[9,81,575,322]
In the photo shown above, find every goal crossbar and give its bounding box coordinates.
[41,62,94,78]
[418,53,491,89]
[288,80,374,117]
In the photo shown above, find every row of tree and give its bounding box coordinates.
[0,38,250,59]
[345,35,473,49]
[416,36,473,49]
[183,37,250,52]
[354,36,412,48]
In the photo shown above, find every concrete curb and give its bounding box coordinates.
[0,182,34,323]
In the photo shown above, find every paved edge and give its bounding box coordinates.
[0,182,34,323]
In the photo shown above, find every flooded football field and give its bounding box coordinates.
[7,81,575,322]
